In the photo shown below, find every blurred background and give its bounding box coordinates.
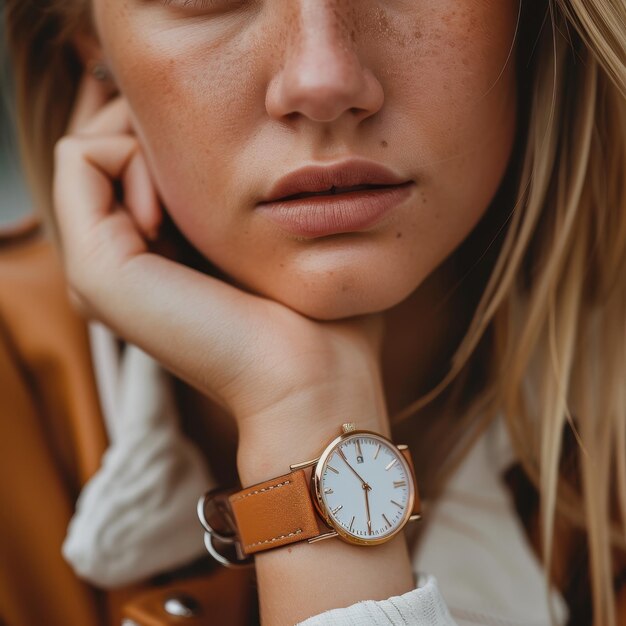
[1,9,32,227]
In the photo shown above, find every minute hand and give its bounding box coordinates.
[337,448,371,490]
[364,485,372,534]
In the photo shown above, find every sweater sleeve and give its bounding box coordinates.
[295,573,458,625]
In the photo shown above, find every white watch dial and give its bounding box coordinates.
[318,433,413,541]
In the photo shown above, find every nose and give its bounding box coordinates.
[265,8,384,126]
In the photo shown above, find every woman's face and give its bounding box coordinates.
[91,0,519,320]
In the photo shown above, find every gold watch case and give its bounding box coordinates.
[307,428,417,547]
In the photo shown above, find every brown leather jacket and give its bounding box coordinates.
[0,216,257,626]
[0,215,624,626]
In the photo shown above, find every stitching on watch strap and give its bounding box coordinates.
[230,478,292,502]
[245,527,303,550]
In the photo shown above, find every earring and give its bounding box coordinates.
[89,60,110,82]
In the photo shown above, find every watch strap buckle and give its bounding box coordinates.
[197,487,255,568]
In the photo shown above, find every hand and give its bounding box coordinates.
[53,73,390,482]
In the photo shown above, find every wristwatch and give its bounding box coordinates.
[198,423,421,568]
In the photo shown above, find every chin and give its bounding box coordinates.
[250,269,423,321]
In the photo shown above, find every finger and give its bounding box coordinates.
[53,134,138,241]
[122,148,163,240]
[67,72,112,134]
[68,73,132,138]
[78,97,133,137]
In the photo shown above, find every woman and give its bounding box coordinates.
[2,0,626,624]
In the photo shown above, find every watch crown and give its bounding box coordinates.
[341,423,356,434]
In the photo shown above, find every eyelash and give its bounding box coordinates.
[161,0,224,8]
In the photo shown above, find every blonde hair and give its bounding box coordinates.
[4,1,626,623]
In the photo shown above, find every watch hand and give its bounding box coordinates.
[364,484,372,535]
[337,448,371,490]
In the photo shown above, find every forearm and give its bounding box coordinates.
[236,390,416,625]
[252,517,415,625]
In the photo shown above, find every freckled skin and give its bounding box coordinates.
[92,0,519,320]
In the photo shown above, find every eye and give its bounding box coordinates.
[162,0,215,5]
[160,0,244,10]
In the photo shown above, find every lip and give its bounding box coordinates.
[256,159,415,238]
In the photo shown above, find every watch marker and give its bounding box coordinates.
[324,488,333,494]
[391,499,404,510]
[349,516,355,532]
[385,458,398,471]
[331,505,343,515]
[374,444,381,460]
[356,439,363,458]
[393,480,407,488]
[327,464,339,474]
[382,513,391,528]
[367,520,372,535]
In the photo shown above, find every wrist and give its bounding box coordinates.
[236,389,390,486]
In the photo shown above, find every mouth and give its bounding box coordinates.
[277,183,398,202]
[259,159,413,206]
[256,159,415,238]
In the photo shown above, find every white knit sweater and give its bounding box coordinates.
[61,322,569,626]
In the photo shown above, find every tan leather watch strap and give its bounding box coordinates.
[228,446,421,556]
[228,469,321,555]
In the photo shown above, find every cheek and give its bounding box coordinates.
[97,7,264,238]
[389,3,517,142]
[386,1,518,247]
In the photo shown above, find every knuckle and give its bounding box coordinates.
[66,285,90,318]
[64,264,86,297]
[53,135,79,161]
